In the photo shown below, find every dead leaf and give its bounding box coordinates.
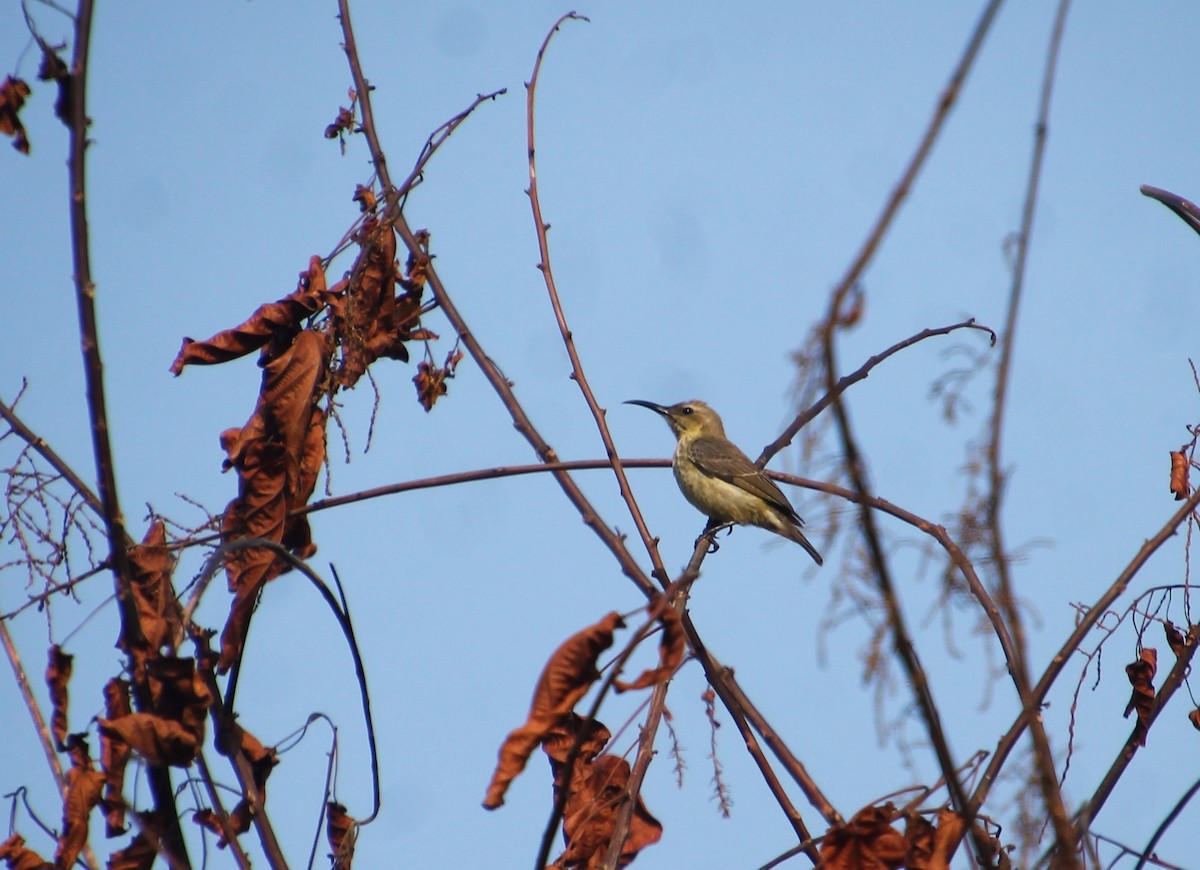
[120,520,183,676]
[100,678,133,836]
[170,257,340,374]
[35,43,70,127]
[1170,450,1190,500]
[413,348,464,412]
[1124,648,1157,747]
[614,595,685,692]
[219,329,330,671]
[555,754,661,869]
[0,833,51,870]
[45,645,72,750]
[1190,707,1200,731]
[327,802,356,870]
[352,184,377,213]
[98,712,199,767]
[820,804,907,870]
[483,612,625,810]
[99,656,213,766]
[56,737,105,869]
[930,809,966,869]
[1165,622,1188,658]
[0,77,32,154]
[106,831,156,870]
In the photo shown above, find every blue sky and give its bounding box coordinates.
[4,2,1200,868]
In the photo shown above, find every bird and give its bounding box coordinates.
[626,399,822,565]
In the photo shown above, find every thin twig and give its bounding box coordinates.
[983,2,1078,859]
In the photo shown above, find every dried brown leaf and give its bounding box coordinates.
[413,348,463,412]
[614,595,685,692]
[556,755,661,869]
[56,737,105,869]
[1190,707,1200,731]
[1124,647,1157,746]
[0,77,32,154]
[120,520,182,674]
[106,831,156,870]
[97,712,199,767]
[219,329,329,671]
[1164,622,1188,658]
[543,714,611,768]
[45,645,72,750]
[820,804,907,870]
[170,257,339,374]
[0,833,51,870]
[930,809,966,869]
[1170,450,1190,500]
[352,184,377,213]
[100,678,133,836]
[327,802,356,870]
[483,612,625,810]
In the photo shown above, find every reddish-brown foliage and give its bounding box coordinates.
[0,833,50,870]
[327,802,356,870]
[105,832,156,870]
[820,805,908,870]
[483,611,625,809]
[45,645,72,751]
[100,678,133,836]
[56,738,106,869]
[553,753,661,869]
[1169,450,1190,500]
[218,328,330,671]
[1124,647,1158,746]
[0,76,31,154]
[98,657,212,767]
[170,257,343,375]
[903,809,965,870]
[413,348,463,412]
[120,520,183,678]
[613,595,684,693]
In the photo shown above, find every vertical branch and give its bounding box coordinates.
[524,13,669,585]
[0,620,67,795]
[64,2,190,865]
[980,2,1078,862]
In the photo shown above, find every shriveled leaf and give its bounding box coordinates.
[557,755,661,869]
[929,809,966,869]
[820,804,907,870]
[324,90,357,145]
[614,595,685,692]
[1190,707,1200,731]
[1170,450,1190,500]
[56,737,105,869]
[0,77,32,154]
[100,678,133,836]
[483,611,625,810]
[35,43,70,127]
[1165,622,1188,658]
[1124,647,1157,746]
[413,348,464,412]
[45,645,73,750]
[543,714,611,768]
[352,184,377,213]
[0,833,51,870]
[120,520,182,674]
[327,802,356,870]
[107,832,156,870]
[170,257,340,374]
[219,330,329,671]
[98,712,199,767]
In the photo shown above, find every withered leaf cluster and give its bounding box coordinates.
[327,802,356,870]
[1169,450,1190,500]
[0,833,51,870]
[484,598,683,866]
[170,226,433,670]
[820,804,965,870]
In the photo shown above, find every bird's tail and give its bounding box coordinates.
[782,522,823,566]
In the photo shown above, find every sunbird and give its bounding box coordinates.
[626,399,822,565]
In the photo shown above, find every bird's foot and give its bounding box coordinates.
[697,522,735,554]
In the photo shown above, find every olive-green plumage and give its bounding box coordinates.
[626,399,822,565]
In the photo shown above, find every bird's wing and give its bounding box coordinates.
[687,436,803,524]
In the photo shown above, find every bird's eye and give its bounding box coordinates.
[681,406,693,415]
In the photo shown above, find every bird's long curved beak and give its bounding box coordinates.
[624,399,669,416]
